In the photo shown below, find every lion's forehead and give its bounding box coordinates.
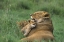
[34,11,45,13]
[32,11,49,17]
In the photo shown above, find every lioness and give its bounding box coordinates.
[30,11,54,33]
[21,18,54,42]
[20,11,54,42]
[30,11,50,23]
[21,20,36,36]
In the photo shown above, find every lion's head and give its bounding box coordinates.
[30,11,50,23]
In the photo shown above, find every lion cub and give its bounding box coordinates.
[17,20,28,29]
[21,20,36,36]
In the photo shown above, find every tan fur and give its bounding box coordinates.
[19,11,54,42]
[31,11,50,23]
[21,31,54,42]
[21,20,36,36]
[28,18,53,36]
[30,11,54,33]
[21,19,54,42]
[17,20,28,29]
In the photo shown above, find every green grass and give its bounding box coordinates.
[0,0,64,42]
[52,15,64,42]
[0,10,64,42]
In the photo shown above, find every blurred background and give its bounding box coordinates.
[0,0,64,42]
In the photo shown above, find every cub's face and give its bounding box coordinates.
[28,20,36,28]
[30,11,50,23]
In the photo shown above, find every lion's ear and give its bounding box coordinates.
[44,14,50,17]
[43,14,50,20]
[44,13,50,18]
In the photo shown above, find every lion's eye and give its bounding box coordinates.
[32,18,35,20]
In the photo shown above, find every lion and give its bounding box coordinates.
[21,22,54,42]
[17,20,28,28]
[20,11,54,42]
[30,11,50,23]
[20,18,54,42]
[21,20,36,36]
[21,31,54,42]
[30,11,54,33]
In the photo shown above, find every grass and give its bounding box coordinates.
[0,0,64,42]
[0,10,64,42]
[52,15,64,42]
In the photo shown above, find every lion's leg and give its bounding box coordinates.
[21,37,32,42]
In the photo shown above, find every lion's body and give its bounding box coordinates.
[28,19,53,36]
[19,11,54,42]
[21,19,54,42]
[21,31,54,42]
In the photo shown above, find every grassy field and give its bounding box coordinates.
[0,0,64,42]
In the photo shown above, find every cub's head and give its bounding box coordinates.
[17,20,28,28]
[17,20,36,29]
[30,11,50,23]
[28,19,36,28]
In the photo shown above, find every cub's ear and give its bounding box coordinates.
[16,21,20,26]
[16,21,22,28]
